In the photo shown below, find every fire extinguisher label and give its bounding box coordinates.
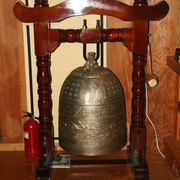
[24,132,29,139]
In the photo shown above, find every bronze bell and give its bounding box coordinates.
[59,52,127,156]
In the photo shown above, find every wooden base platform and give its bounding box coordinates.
[0,151,176,180]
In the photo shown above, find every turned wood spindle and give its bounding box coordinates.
[34,1,53,178]
[130,0,148,169]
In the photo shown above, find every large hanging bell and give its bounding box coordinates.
[59,52,127,156]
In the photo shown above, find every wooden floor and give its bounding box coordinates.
[0,151,176,180]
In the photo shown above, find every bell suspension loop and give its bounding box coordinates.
[83,43,100,61]
[82,19,100,62]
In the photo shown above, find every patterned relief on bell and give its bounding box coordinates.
[78,79,106,104]
[71,66,111,78]
[59,112,126,146]
[60,76,124,104]
[59,101,124,119]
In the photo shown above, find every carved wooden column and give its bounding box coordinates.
[34,0,53,179]
[130,0,149,178]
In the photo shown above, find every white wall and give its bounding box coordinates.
[23,0,107,137]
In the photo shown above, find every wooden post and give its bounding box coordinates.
[34,0,53,179]
[130,1,149,178]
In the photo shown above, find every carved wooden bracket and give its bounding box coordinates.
[14,0,169,23]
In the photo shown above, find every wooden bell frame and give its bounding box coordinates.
[13,0,169,179]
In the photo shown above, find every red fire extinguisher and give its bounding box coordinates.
[22,111,39,158]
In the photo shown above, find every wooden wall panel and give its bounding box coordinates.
[0,1,27,142]
[107,0,180,151]
[146,0,180,151]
